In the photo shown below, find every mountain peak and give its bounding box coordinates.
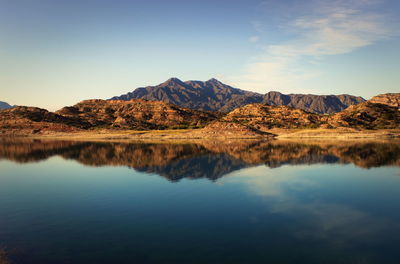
[162,77,185,86]
[206,78,223,84]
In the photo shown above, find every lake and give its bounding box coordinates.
[0,138,400,264]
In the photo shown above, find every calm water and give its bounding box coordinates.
[0,138,400,264]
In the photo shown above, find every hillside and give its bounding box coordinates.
[369,93,400,108]
[213,98,399,132]
[0,106,86,135]
[56,99,218,130]
[221,103,323,130]
[328,102,400,129]
[111,78,365,113]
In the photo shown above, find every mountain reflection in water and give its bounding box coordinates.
[1,138,399,181]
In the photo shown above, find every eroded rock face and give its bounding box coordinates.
[369,93,400,109]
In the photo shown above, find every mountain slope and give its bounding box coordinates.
[221,103,324,130]
[111,78,365,113]
[216,100,399,132]
[328,102,400,129]
[0,101,12,110]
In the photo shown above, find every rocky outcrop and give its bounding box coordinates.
[111,78,365,113]
[369,93,400,108]
[0,106,86,135]
[328,102,400,129]
[56,99,218,130]
[198,121,272,138]
[222,103,323,130]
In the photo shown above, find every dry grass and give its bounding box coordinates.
[2,127,399,142]
[272,128,400,139]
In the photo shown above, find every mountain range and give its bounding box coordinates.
[111,78,366,114]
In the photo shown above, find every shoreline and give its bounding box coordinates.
[1,128,399,142]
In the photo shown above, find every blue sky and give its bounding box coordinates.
[0,0,399,110]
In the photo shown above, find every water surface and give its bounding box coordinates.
[0,138,399,264]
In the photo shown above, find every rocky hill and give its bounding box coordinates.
[221,103,323,130]
[0,106,86,135]
[328,102,400,129]
[0,99,219,134]
[212,99,399,131]
[111,78,365,113]
[56,99,218,130]
[369,93,400,108]
[0,101,12,110]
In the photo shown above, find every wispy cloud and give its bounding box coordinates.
[231,0,394,93]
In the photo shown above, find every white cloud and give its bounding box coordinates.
[230,0,393,94]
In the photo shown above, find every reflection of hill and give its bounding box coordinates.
[0,138,399,181]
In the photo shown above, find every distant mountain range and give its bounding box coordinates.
[111,78,366,114]
[0,101,12,110]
